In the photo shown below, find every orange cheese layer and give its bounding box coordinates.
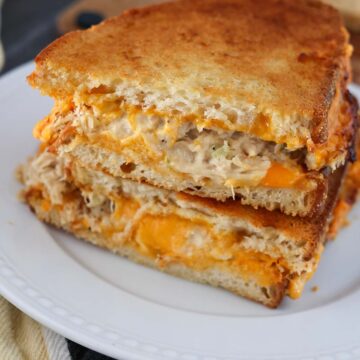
[33,99,76,142]
[33,116,52,142]
[69,132,312,190]
[142,104,351,167]
[31,184,286,288]
[34,101,313,191]
[135,105,305,150]
[35,119,312,191]
[81,94,305,149]
[260,163,306,189]
[42,89,350,171]
[133,213,285,286]
[100,196,140,238]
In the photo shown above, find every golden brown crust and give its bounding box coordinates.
[344,90,360,163]
[29,0,350,145]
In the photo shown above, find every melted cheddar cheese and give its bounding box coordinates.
[27,183,317,298]
[40,198,52,212]
[29,183,287,288]
[113,196,140,220]
[33,116,53,142]
[250,114,272,141]
[124,100,353,168]
[260,163,306,189]
[101,196,140,238]
[134,213,284,286]
[73,130,313,190]
[74,92,306,150]
[142,106,305,150]
[36,99,319,192]
[225,162,308,190]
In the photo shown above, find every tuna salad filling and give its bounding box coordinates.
[34,104,319,190]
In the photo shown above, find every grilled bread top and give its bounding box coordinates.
[29,0,351,150]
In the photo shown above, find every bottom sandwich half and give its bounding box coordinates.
[18,149,359,308]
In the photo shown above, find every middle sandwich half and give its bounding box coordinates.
[33,88,358,218]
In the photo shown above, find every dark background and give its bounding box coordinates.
[2,0,73,73]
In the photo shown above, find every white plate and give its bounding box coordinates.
[1,62,360,360]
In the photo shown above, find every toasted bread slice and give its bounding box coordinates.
[29,0,352,160]
[18,147,347,307]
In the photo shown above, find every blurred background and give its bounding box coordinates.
[1,0,360,78]
[0,0,167,74]
[0,0,360,75]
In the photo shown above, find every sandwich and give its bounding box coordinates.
[19,0,360,308]
[28,0,356,217]
[18,145,357,308]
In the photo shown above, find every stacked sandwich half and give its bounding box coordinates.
[19,0,360,307]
